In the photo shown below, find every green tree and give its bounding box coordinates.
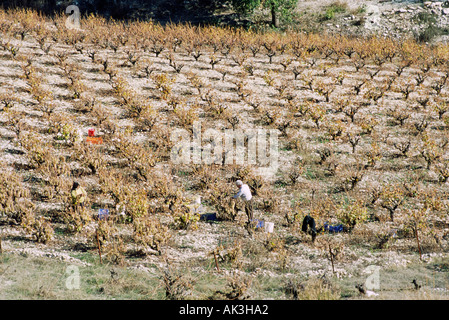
[231,0,261,16]
[231,0,298,28]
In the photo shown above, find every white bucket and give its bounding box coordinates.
[264,222,274,233]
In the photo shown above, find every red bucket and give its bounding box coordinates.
[88,128,95,137]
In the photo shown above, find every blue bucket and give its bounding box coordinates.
[251,219,264,229]
[200,213,218,221]
[324,222,343,233]
[98,209,109,220]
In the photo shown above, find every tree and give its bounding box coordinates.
[231,0,261,16]
[265,0,298,27]
[231,0,298,28]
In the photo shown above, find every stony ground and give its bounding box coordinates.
[0,3,449,300]
[294,0,449,41]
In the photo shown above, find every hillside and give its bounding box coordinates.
[0,6,448,300]
[3,0,449,41]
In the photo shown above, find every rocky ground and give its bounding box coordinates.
[0,2,449,300]
[294,0,449,41]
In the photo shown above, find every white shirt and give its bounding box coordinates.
[233,184,252,201]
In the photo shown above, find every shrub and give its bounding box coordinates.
[111,75,153,117]
[103,237,126,266]
[30,216,54,244]
[94,219,117,247]
[420,132,443,170]
[173,104,199,131]
[152,73,176,100]
[161,265,194,300]
[211,271,251,300]
[415,24,444,43]
[435,160,449,183]
[73,143,107,175]
[320,1,347,21]
[0,168,29,213]
[62,206,92,234]
[0,90,19,111]
[379,183,406,221]
[324,119,346,140]
[171,205,200,231]
[336,199,368,231]
[133,216,171,254]
[0,168,34,227]
[50,117,80,145]
[126,188,152,221]
[25,73,53,104]
[403,207,430,260]
[316,235,345,274]
[340,163,365,191]
[110,131,157,181]
[208,182,238,221]
[307,104,326,129]
[214,240,243,268]
[288,277,340,300]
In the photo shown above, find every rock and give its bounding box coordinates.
[364,4,382,30]
[366,290,379,297]
[432,2,444,9]
[442,7,449,15]
[424,1,444,10]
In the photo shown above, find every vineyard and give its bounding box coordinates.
[0,7,449,300]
